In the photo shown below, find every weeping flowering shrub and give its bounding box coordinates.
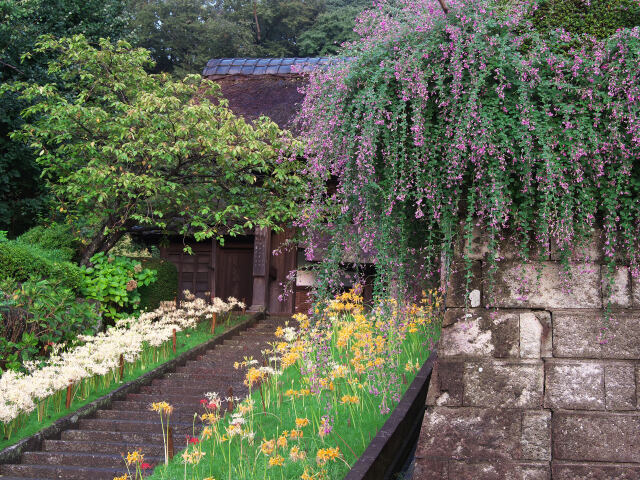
[297,0,640,298]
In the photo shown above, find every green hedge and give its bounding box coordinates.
[533,0,640,39]
[0,241,83,291]
[17,223,80,262]
[135,257,178,311]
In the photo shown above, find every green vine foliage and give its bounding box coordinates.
[297,0,640,300]
[80,253,157,322]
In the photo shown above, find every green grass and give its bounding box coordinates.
[0,313,249,452]
[150,312,440,480]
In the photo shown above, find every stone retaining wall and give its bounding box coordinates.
[414,235,640,479]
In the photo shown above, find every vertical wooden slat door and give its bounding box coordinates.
[161,240,214,300]
[215,242,253,303]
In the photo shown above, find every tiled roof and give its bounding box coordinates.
[202,57,347,76]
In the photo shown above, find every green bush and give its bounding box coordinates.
[0,277,100,372]
[533,0,640,39]
[80,252,157,322]
[0,241,83,291]
[17,223,80,261]
[135,257,178,311]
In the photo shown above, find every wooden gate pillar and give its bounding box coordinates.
[249,227,271,312]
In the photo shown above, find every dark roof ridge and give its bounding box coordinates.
[202,56,353,77]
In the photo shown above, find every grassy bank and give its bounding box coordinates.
[0,313,248,452]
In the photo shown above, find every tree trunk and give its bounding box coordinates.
[79,227,126,266]
[253,0,261,42]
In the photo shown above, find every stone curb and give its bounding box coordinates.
[345,351,437,480]
[0,311,265,465]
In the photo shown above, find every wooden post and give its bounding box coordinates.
[242,298,246,314]
[172,328,176,353]
[167,426,174,460]
[119,354,124,380]
[65,381,73,409]
[227,387,234,413]
[210,312,217,334]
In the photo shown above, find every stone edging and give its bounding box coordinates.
[344,351,437,480]
[0,311,265,465]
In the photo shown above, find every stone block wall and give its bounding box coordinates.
[414,238,640,479]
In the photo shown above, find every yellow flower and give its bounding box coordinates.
[201,426,213,440]
[289,445,307,461]
[150,401,173,415]
[316,447,340,465]
[261,439,275,456]
[125,450,143,466]
[289,429,303,439]
[268,455,285,466]
[244,367,265,387]
[295,417,309,428]
[340,395,359,405]
[113,475,128,480]
[301,469,313,480]
[274,326,285,338]
[181,450,205,464]
[277,434,288,448]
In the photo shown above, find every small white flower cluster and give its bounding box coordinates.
[0,293,245,427]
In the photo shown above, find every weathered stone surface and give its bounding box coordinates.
[554,310,640,359]
[447,461,550,480]
[521,411,551,461]
[553,412,640,462]
[412,458,448,480]
[464,361,543,408]
[545,361,604,410]
[552,462,640,480]
[520,312,552,359]
[485,262,601,309]
[426,360,464,406]
[605,364,636,410]
[445,260,483,308]
[633,276,640,308]
[602,266,631,308]
[440,309,519,358]
[418,407,522,461]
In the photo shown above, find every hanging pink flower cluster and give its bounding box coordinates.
[296,0,640,296]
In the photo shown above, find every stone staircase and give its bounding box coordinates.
[0,315,291,480]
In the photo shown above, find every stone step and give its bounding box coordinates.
[124,393,208,405]
[0,463,126,480]
[61,429,186,447]
[21,451,164,469]
[78,418,193,434]
[94,408,203,424]
[43,439,165,457]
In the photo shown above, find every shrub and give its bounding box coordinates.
[298,0,640,297]
[0,241,83,291]
[135,257,178,311]
[80,253,157,322]
[17,223,80,261]
[0,277,100,372]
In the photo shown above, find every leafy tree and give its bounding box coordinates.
[128,0,258,75]
[7,36,305,265]
[0,0,129,236]
[298,0,370,55]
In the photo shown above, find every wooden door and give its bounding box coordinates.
[162,240,214,300]
[215,244,253,303]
